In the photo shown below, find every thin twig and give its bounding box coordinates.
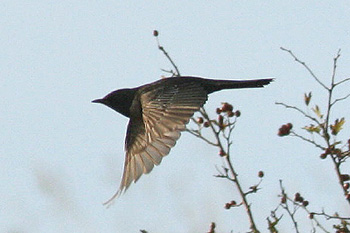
[185,128,218,146]
[324,50,341,136]
[214,166,236,182]
[331,93,350,107]
[312,210,350,220]
[156,36,181,76]
[275,102,321,125]
[160,68,177,77]
[279,181,300,233]
[279,181,330,233]
[280,47,329,90]
[334,77,350,87]
[331,49,341,85]
[289,132,326,150]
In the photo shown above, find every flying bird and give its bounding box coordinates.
[92,76,272,204]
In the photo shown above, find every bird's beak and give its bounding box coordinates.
[92,98,104,104]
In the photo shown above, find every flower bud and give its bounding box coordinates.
[227,111,234,117]
[258,171,264,178]
[341,174,350,182]
[208,222,216,233]
[281,195,286,204]
[278,124,291,136]
[235,110,241,117]
[302,200,309,207]
[346,193,350,200]
[294,193,303,202]
[197,117,204,124]
[334,149,342,156]
[221,103,233,112]
[218,115,224,126]
[219,149,226,157]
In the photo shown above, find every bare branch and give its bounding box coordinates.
[280,47,329,90]
[289,132,326,150]
[311,210,350,221]
[185,128,218,146]
[334,77,350,87]
[324,49,341,135]
[331,93,350,107]
[275,102,321,125]
[160,68,177,77]
[155,36,181,76]
[331,49,341,86]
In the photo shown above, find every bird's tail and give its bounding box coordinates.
[204,78,273,93]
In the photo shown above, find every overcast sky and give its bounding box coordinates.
[1,1,350,232]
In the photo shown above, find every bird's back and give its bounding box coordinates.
[138,76,273,95]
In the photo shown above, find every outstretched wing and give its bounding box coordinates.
[104,80,208,205]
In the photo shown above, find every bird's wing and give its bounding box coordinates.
[104,81,208,204]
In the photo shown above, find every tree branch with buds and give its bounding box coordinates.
[154,29,262,233]
[276,48,350,232]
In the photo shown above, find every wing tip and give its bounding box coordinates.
[103,187,126,208]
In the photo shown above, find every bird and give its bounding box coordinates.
[92,76,272,205]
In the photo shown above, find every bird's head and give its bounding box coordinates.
[92,88,137,118]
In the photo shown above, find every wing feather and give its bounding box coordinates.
[104,80,208,205]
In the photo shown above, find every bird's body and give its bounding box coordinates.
[93,76,272,204]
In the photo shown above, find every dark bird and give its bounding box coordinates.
[92,76,272,204]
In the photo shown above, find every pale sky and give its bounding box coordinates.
[1,1,350,232]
